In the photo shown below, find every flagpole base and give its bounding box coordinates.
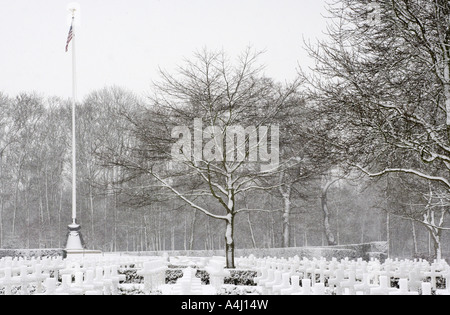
[65,222,84,251]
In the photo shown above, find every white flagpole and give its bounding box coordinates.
[71,13,77,224]
[66,6,83,251]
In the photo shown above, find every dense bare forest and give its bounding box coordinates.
[0,87,446,263]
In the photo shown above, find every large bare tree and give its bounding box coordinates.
[306,0,450,249]
[102,49,301,268]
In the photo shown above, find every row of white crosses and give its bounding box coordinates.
[0,257,62,295]
[252,256,450,295]
[56,262,127,295]
[142,257,227,295]
[0,255,156,295]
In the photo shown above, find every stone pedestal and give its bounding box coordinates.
[65,222,84,251]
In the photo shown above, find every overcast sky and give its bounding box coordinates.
[0,0,329,100]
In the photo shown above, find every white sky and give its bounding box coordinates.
[0,0,329,100]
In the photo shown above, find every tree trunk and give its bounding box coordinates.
[171,225,175,251]
[225,214,235,269]
[281,185,292,248]
[270,212,275,248]
[103,195,108,252]
[434,236,442,262]
[126,227,129,252]
[89,182,95,248]
[321,179,338,246]
[426,221,444,262]
[304,228,308,247]
[44,166,51,238]
[157,209,162,251]
[206,217,211,250]
[12,162,22,237]
[184,211,188,251]
[278,171,293,248]
[162,210,166,251]
[247,212,257,249]
[411,220,418,256]
[360,211,366,244]
[189,210,197,250]
[58,183,63,248]
[38,181,44,248]
[25,188,30,248]
[386,212,390,258]
[144,213,148,251]
[428,231,432,258]
[113,190,118,251]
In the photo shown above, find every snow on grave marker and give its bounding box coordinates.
[73,271,87,293]
[102,266,114,295]
[43,278,59,295]
[57,274,83,295]
[18,265,35,295]
[354,273,376,295]
[0,268,16,295]
[83,269,103,294]
[259,268,275,289]
[137,260,168,294]
[381,259,396,280]
[205,259,230,291]
[265,270,283,295]
[408,268,423,292]
[313,283,326,295]
[425,263,441,290]
[255,266,268,285]
[272,273,291,295]
[368,262,381,286]
[421,282,432,296]
[280,275,301,295]
[324,258,338,281]
[355,260,368,281]
[436,267,450,295]
[341,271,357,295]
[314,260,327,284]
[370,276,396,295]
[328,268,345,295]
[170,267,204,295]
[33,264,49,294]
[389,279,419,296]
[301,279,312,295]
[393,262,407,279]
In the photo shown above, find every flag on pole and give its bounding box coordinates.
[65,18,74,52]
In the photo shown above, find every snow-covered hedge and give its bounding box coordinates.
[0,249,64,259]
[118,267,258,286]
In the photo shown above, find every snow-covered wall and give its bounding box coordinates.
[122,242,388,262]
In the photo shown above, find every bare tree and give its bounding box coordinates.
[308,0,450,188]
[304,0,450,259]
[101,49,301,268]
[382,176,450,261]
[321,175,341,246]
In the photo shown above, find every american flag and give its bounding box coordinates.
[65,20,74,52]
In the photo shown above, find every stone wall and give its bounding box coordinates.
[0,248,65,259]
[0,242,388,262]
[123,242,388,262]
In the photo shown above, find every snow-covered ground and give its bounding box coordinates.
[0,253,449,295]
